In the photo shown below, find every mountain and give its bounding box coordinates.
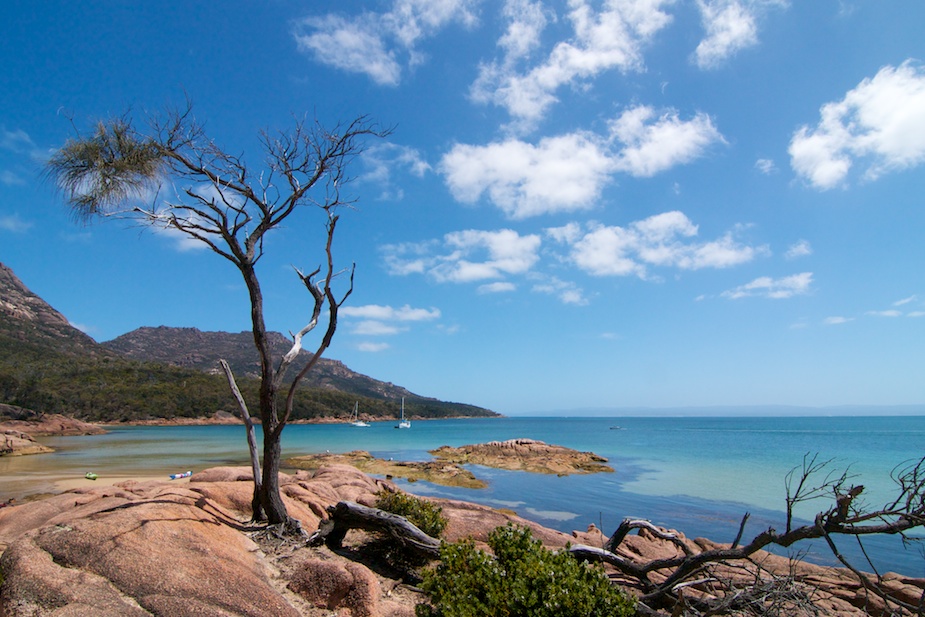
[0,262,497,421]
[0,262,107,357]
[103,326,416,401]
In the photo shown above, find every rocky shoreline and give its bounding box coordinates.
[0,412,106,457]
[0,466,921,616]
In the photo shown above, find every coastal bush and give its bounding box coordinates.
[416,524,635,617]
[375,490,448,538]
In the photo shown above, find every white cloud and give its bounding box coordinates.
[342,304,441,322]
[531,275,588,305]
[558,211,765,278]
[343,303,441,339]
[352,321,407,335]
[471,0,673,126]
[908,311,925,318]
[754,158,776,174]
[438,229,542,282]
[866,310,902,318]
[824,316,853,325]
[294,0,480,86]
[0,214,32,233]
[790,61,925,189]
[478,281,517,294]
[440,107,723,218]
[721,272,813,299]
[358,342,391,352]
[693,0,757,69]
[784,239,812,259]
[361,143,431,200]
[609,106,724,177]
[440,133,614,218]
[693,1,788,69]
[498,0,549,61]
[893,295,917,306]
[384,229,541,283]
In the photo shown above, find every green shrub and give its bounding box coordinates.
[375,490,448,539]
[416,524,635,617]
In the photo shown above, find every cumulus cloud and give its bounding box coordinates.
[824,316,853,325]
[382,229,543,283]
[531,275,588,305]
[693,0,757,68]
[440,229,542,282]
[498,0,549,61]
[721,272,813,299]
[553,211,765,278]
[693,0,787,69]
[342,303,441,339]
[440,133,615,218]
[293,0,480,86]
[784,239,812,259]
[471,0,673,126]
[384,213,763,303]
[361,143,431,200]
[609,106,724,177]
[341,304,441,321]
[440,106,723,218]
[790,61,925,190]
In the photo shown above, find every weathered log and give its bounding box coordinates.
[308,501,441,560]
[606,517,693,556]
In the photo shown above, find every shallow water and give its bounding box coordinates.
[2,415,923,577]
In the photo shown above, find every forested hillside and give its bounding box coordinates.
[0,262,497,422]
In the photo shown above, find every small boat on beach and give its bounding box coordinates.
[169,471,192,480]
[395,398,411,429]
[349,402,370,427]
[84,472,98,480]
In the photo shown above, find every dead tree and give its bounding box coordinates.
[570,454,925,615]
[45,102,388,527]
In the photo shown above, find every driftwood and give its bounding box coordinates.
[569,453,925,615]
[308,501,441,560]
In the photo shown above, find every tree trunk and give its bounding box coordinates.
[239,261,291,525]
[218,359,264,520]
[309,501,441,560]
[260,419,290,525]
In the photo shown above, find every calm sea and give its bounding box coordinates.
[3,415,923,577]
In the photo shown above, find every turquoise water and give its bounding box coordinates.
[2,415,923,577]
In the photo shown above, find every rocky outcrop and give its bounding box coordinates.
[0,430,53,457]
[0,412,106,437]
[430,438,614,475]
[0,412,106,456]
[0,467,921,616]
[288,450,487,488]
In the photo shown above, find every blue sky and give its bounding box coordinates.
[2,1,924,415]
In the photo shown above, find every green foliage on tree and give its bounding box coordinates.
[416,524,635,617]
[375,491,448,539]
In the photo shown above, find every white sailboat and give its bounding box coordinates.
[348,402,370,427]
[395,397,411,429]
